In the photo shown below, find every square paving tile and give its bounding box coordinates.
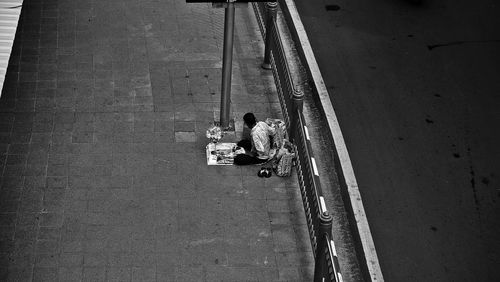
[174,131,196,143]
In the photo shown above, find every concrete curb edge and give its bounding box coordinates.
[278,0,384,281]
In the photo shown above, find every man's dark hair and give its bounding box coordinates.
[243,112,257,128]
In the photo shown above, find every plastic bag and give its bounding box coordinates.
[265,118,287,149]
[273,143,295,177]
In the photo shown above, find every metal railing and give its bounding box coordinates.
[0,1,23,96]
[253,2,342,282]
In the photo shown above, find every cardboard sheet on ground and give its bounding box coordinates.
[206,142,244,165]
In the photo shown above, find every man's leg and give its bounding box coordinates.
[236,139,252,151]
[234,154,267,165]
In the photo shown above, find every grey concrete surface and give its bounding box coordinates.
[0,0,314,281]
[294,0,500,281]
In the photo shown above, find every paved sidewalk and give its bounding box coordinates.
[0,0,313,281]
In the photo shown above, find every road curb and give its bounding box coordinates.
[277,0,384,281]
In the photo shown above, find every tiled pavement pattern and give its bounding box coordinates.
[0,0,314,281]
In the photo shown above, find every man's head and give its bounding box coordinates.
[243,112,257,129]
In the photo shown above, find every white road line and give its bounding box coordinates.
[311,157,319,176]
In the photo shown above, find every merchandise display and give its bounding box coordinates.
[206,142,245,165]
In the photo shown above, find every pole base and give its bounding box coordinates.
[261,63,272,70]
[214,119,235,132]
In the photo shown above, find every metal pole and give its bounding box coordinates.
[261,2,278,70]
[220,1,236,128]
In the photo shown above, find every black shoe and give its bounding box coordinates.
[258,167,266,178]
[264,168,272,178]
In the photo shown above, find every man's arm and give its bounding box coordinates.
[252,133,268,159]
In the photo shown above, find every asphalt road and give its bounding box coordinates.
[293,0,500,281]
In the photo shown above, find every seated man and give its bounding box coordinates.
[234,113,276,165]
